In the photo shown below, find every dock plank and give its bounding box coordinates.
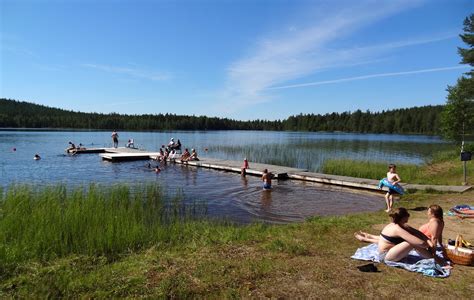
[179,157,307,178]
[288,171,471,193]
[100,152,162,161]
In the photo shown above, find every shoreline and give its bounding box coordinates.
[1,189,473,298]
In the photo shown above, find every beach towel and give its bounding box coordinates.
[447,205,474,219]
[351,243,450,278]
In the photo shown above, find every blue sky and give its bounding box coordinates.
[1,0,472,120]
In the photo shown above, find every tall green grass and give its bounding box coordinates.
[0,184,206,266]
[321,159,422,181]
[321,148,472,185]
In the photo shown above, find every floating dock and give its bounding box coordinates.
[100,152,162,162]
[70,147,472,193]
[66,148,107,154]
[179,159,471,193]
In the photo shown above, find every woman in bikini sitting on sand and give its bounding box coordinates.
[354,207,449,266]
[418,204,450,262]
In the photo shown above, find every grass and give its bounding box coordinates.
[0,184,207,267]
[322,148,473,185]
[1,183,473,298]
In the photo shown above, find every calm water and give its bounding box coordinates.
[0,130,448,223]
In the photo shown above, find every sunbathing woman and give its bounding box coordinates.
[419,204,450,262]
[354,208,448,266]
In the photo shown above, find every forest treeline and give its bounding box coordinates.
[0,98,443,134]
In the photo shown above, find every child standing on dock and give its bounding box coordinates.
[111,130,119,148]
[241,158,249,176]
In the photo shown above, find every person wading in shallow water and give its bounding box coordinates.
[262,169,273,190]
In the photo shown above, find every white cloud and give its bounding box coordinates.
[82,63,171,81]
[215,0,436,113]
[268,65,469,90]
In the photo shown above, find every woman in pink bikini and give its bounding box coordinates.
[418,204,449,262]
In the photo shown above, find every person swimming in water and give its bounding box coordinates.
[262,169,273,190]
[34,154,41,160]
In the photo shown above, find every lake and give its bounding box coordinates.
[0,130,449,223]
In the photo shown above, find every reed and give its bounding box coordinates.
[206,141,452,172]
[321,159,421,181]
[321,148,472,185]
[0,184,207,265]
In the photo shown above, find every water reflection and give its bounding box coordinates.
[260,189,272,211]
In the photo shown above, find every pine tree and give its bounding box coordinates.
[441,14,474,142]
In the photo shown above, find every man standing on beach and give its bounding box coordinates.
[111,130,119,148]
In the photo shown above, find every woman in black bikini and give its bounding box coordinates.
[355,208,448,265]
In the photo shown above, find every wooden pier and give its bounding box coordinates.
[69,147,472,193]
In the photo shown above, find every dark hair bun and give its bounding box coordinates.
[389,207,409,224]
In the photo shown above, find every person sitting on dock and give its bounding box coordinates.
[168,138,175,149]
[126,139,135,148]
[175,139,182,152]
[163,148,170,161]
[167,138,182,153]
[180,148,191,161]
[67,141,76,151]
[262,169,273,190]
[189,149,199,161]
[156,148,165,161]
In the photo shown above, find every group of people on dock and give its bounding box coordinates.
[67,141,86,154]
[111,130,135,149]
[153,138,199,163]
